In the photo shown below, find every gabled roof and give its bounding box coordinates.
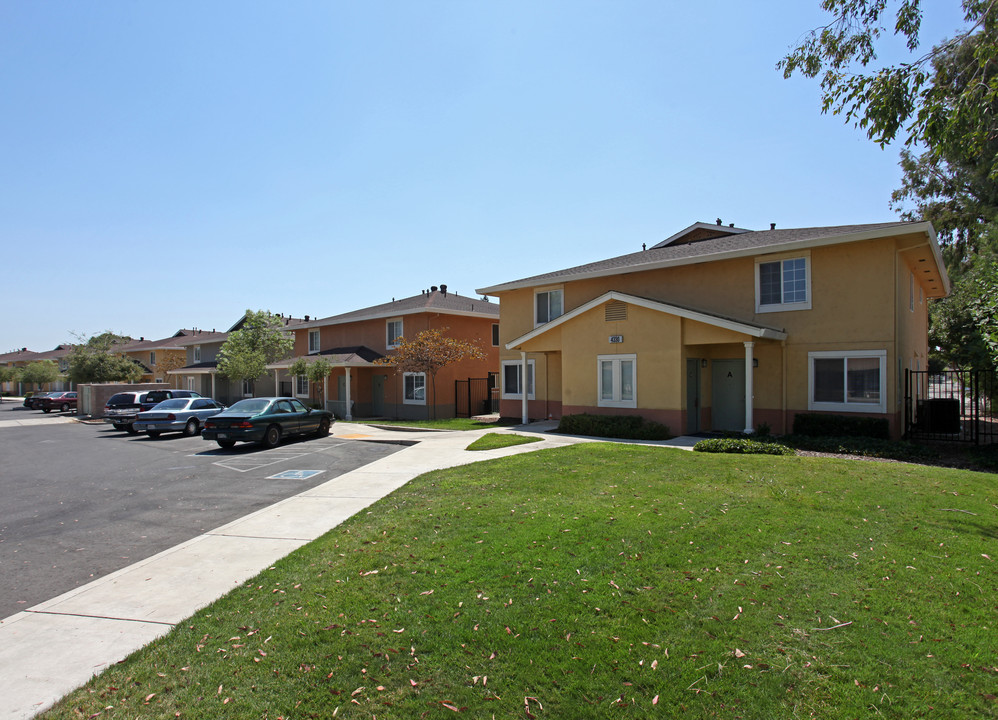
[300,288,499,329]
[268,346,385,369]
[0,348,40,364]
[478,221,949,297]
[506,291,788,350]
[654,221,750,247]
[175,330,229,347]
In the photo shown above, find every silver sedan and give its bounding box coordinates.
[133,397,227,438]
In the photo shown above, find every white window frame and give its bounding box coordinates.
[187,376,197,392]
[193,345,201,363]
[387,318,403,349]
[534,286,564,326]
[403,372,426,405]
[308,329,321,354]
[808,350,887,414]
[295,375,309,398]
[242,379,254,397]
[597,354,637,409]
[501,359,535,400]
[150,351,156,366]
[755,251,811,313]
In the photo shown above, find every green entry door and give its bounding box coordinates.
[711,359,745,432]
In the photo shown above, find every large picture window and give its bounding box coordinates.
[756,255,810,312]
[598,354,636,408]
[295,375,309,397]
[403,372,425,404]
[808,351,886,413]
[535,288,564,325]
[502,359,535,399]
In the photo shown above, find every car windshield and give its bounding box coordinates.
[152,398,190,410]
[227,398,273,414]
[108,393,138,405]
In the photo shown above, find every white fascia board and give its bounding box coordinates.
[923,223,951,296]
[297,307,498,329]
[651,222,750,249]
[505,291,786,350]
[480,224,931,296]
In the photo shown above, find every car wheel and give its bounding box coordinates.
[60,403,69,412]
[317,417,331,437]
[261,425,281,448]
[147,430,162,438]
[112,423,125,431]
[42,408,51,413]
[217,439,236,449]
[126,425,139,435]
[183,418,199,436]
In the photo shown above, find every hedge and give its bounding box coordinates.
[556,414,671,440]
[792,413,889,439]
[693,438,796,455]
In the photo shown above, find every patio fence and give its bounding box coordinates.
[904,369,997,444]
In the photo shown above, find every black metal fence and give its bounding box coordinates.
[456,375,499,418]
[904,369,997,444]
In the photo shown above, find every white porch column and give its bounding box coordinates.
[345,367,353,420]
[520,351,529,425]
[743,341,755,434]
[210,371,216,399]
[323,374,328,411]
[274,368,280,396]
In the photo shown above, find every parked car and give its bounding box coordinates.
[202,397,333,449]
[40,391,78,413]
[104,389,203,433]
[133,397,226,438]
[24,392,56,409]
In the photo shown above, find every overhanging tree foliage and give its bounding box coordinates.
[779,1,998,157]
[377,328,485,418]
[217,310,295,387]
[67,332,143,384]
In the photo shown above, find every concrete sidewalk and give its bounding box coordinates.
[0,421,699,719]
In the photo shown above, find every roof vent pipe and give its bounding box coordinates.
[441,284,447,296]
[729,223,734,228]
[771,223,776,230]
[716,218,722,225]
[431,285,438,292]
[305,315,310,322]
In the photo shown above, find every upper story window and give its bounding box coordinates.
[387,319,403,349]
[150,351,156,366]
[308,329,320,354]
[756,254,810,313]
[535,288,564,325]
[492,323,500,347]
[193,345,201,363]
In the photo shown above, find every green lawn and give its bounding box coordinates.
[43,445,996,719]
[466,432,542,451]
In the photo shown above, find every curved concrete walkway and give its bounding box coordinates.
[0,420,698,719]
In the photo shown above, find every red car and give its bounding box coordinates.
[40,391,77,413]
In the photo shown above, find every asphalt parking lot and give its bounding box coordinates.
[0,414,403,620]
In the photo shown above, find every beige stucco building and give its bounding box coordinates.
[478,221,949,438]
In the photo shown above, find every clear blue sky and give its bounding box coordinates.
[1,1,968,351]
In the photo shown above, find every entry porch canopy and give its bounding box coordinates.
[504,291,788,431]
[267,346,385,421]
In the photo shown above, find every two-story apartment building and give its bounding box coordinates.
[478,221,949,438]
[274,287,500,419]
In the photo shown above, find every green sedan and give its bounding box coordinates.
[201,397,333,449]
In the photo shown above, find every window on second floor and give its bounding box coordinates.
[193,345,201,363]
[535,288,564,325]
[756,255,810,312]
[308,329,320,354]
[492,323,500,347]
[150,351,156,366]
[387,319,403,349]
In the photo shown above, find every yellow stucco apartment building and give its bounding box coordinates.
[478,221,950,438]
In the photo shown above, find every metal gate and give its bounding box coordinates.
[904,369,997,444]
[456,374,499,418]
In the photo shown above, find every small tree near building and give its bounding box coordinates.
[217,310,295,390]
[67,332,143,384]
[154,353,187,387]
[377,328,485,418]
[20,360,62,391]
[287,356,334,408]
